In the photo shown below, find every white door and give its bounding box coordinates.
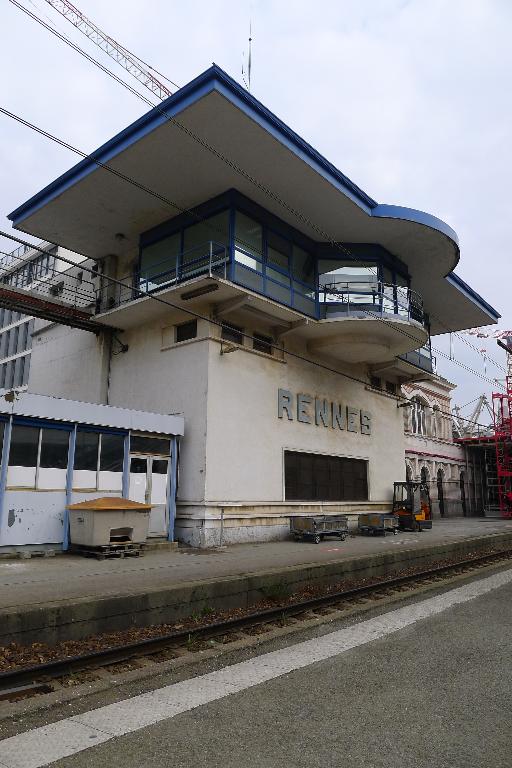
[129,455,169,537]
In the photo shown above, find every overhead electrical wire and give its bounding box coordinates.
[3,2,507,397]
[7,0,507,379]
[0,230,497,430]
[0,106,504,386]
[0,226,504,420]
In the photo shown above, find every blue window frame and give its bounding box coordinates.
[138,190,421,326]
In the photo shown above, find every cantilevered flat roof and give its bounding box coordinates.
[8,64,499,333]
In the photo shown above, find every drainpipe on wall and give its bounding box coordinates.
[63,425,77,551]
[167,436,178,542]
[0,416,13,546]
[122,433,131,499]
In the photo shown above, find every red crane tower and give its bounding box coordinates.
[493,369,512,518]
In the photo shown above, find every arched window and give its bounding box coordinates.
[420,465,429,484]
[406,463,413,482]
[411,398,427,436]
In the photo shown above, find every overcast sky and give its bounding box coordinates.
[1,0,510,420]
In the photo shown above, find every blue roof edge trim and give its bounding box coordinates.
[371,204,459,248]
[446,272,501,321]
[8,63,377,225]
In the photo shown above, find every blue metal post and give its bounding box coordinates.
[0,417,12,546]
[167,436,178,542]
[122,433,131,498]
[63,425,77,551]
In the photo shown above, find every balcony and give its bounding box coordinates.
[94,240,430,366]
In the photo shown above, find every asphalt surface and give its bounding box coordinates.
[14,566,512,768]
[2,518,511,611]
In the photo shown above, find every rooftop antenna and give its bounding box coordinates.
[242,20,252,92]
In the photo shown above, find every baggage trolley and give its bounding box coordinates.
[290,515,349,544]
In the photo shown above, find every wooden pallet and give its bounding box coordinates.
[70,542,145,560]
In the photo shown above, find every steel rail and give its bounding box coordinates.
[2,547,512,695]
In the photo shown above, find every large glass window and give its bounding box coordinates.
[99,433,124,491]
[140,233,181,289]
[285,451,368,502]
[73,430,99,489]
[73,431,125,491]
[183,211,229,269]
[130,435,170,456]
[38,428,69,489]
[7,425,70,489]
[267,231,290,276]
[318,260,378,299]
[234,212,263,271]
[7,425,39,487]
[292,245,315,287]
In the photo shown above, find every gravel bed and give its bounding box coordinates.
[0,545,507,674]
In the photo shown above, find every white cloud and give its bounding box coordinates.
[0,0,509,403]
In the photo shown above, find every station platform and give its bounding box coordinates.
[3,518,512,647]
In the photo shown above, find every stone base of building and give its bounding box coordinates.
[175,501,393,548]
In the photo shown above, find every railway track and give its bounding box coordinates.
[2,547,512,703]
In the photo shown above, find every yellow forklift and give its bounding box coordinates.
[392,481,432,531]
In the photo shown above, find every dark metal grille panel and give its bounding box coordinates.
[284,451,368,502]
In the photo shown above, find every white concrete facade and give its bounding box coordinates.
[6,65,500,546]
[28,306,406,546]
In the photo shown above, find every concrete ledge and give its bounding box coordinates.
[3,531,512,647]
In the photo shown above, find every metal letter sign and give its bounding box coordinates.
[277,389,372,435]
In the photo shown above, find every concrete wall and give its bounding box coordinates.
[205,336,405,503]
[25,307,407,546]
[30,323,110,404]
[105,316,210,504]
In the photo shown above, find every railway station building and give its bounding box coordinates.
[3,65,500,548]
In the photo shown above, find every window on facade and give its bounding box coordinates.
[73,431,99,489]
[130,435,170,456]
[38,428,70,489]
[221,323,244,345]
[234,211,263,271]
[3,421,66,490]
[74,431,125,490]
[284,451,368,502]
[386,381,397,395]
[253,333,273,355]
[175,320,197,343]
[370,376,381,390]
[292,245,315,287]
[319,260,377,288]
[99,433,124,491]
[267,231,290,280]
[183,211,230,267]
[7,425,39,488]
[411,398,427,436]
[140,232,181,289]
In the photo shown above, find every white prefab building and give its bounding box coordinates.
[0,393,183,552]
[5,65,499,547]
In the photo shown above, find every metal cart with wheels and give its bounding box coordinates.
[357,513,399,536]
[290,515,349,544]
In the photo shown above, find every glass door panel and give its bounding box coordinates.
[151,459,169,505]
[129,457,148,504]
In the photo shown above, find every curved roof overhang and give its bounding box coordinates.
[7,65,499,333]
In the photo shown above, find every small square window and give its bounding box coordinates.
[175,320,197,343]
[386,381,397,395]
[221,323,244,345]
[370,376,381,390]
[253,333,273,355]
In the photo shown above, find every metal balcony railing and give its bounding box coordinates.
[97,241,229,311]
[319,280,425,326]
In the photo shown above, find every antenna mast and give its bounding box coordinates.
[242,20,252,92]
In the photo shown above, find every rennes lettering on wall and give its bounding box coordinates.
[277,389,372,435]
